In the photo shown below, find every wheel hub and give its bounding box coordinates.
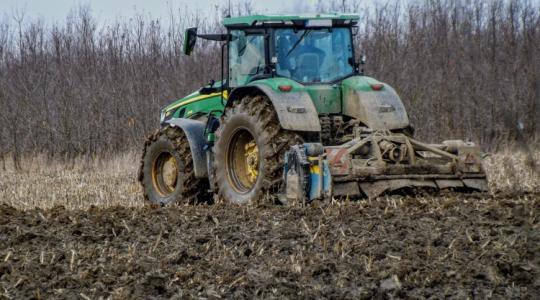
[245,141,259,183]
[151,152,179,196]
[227,129,260,193]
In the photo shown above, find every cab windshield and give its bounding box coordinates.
[274,28,354,83]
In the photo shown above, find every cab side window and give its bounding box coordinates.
[229,30,265,87]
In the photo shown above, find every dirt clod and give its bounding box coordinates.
[381,275,401,291]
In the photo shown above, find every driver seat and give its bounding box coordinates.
[295,53,320,81]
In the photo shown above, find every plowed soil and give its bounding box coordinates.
[1,193,539,299]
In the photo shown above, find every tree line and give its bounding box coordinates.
[0,0,538,169]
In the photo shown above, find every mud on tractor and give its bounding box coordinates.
[138,14,488,205]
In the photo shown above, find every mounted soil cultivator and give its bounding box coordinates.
[282,132,487,204]
[139,14,488,205]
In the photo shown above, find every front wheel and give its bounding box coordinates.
[213,95,302,204]
[138,126,205,204]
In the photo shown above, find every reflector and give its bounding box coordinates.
[278,85,293,92]
[371,83,384,91]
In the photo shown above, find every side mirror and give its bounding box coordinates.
[183,27,198,56]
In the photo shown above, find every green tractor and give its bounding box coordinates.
[138,14,488,205]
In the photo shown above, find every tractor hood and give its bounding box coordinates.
[250,76,410,131]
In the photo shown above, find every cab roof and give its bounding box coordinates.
[223,13,359,27]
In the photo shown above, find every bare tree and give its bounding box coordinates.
[0,0,538,166]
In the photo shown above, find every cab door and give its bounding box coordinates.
[228,30,266,87]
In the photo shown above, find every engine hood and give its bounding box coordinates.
[341,76,410,130]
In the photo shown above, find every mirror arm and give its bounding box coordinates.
[198,34,230,42]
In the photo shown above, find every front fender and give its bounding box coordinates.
[227,85,321,132]
[164,118,208,179]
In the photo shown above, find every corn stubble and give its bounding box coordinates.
[0,151,538,210]
[0,151,538,299]
[0,152,144,210]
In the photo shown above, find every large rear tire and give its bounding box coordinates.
[213,95,302,204]
[138,126,205,205]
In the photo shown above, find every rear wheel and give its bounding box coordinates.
[213,95,302,204]
[138,126,205,204]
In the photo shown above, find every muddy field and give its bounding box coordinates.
[0,152,539,299]
[0,192,538,299]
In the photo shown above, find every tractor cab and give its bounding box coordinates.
[184,14,360,88]
[226,16,358,86]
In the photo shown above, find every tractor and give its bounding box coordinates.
[138,14,488,205]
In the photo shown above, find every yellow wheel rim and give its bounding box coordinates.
[226,129,260,193]
[151,152,178,196]
[245,140,259,183]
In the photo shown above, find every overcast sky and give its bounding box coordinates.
[0,0,330,22]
